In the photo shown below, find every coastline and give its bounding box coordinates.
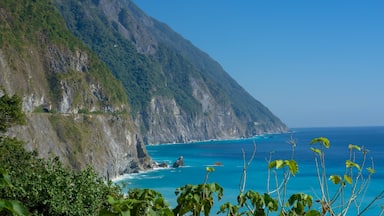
[113,132,290,182]
[146,132,287,146]
[111,126,384,215]
[112,166,172,183]
[113,126,384,183]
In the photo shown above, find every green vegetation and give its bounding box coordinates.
[0,0,128,111]
[0,0,76,51]
[0,2,379,213]
[53,0,285,134]
[0,92,120,215]
[0,92,383,215]
[54,0,202,117]
[149,12,287,133]
[173,167,223,216]
[101,189,173,215]
[0,92,25,132]
[0,170,29,215]
[54,0,157,114]
[0,92,29,215]
[0,138,119,215]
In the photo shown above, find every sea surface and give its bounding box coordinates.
[114,126,384,215]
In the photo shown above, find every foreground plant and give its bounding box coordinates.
[0,169,29,216]
[310,137,384,215]
[100,189,173,216]
[218,135,384,216]
[173,167,223,216]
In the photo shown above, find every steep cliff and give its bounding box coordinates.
[0,0,151,178]
[0,0,288,178]
[54,0,289,144]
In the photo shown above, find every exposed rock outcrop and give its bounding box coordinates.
[172,156,185,168]
[54,0,289,145]
[6,113,152,179]
[0,0,152,179]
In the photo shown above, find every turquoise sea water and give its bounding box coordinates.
[115,127,384,215]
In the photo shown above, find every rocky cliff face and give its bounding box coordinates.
[54,0,289,144]
[1,0,288,179]
[0,45,151,178]
[7,113,150,179]
[0,0,151,179]
[142,78,268,144]
[140,76,288,144]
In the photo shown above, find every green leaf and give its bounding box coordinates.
[0,200,29,216]
[344,174,352,184]
[329,175,342,184]
[9,200,29,216]
[268,161,276,169]
[367,167,375,174]
[348,144,361,151]
[310,137,330,148]
[306,209,321,216]
[285,160,299,176]
[122,211,130,216]
[276,160,285,169]
[345,160,361,170]
[0,201,5,211]
[0,170,12,187]
[107,195,117,205]
[310,147,322,155]
[193,194,200,202]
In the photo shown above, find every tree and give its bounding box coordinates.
[0,91,29,215]
[0,92,25,132]
[0,169,29,216]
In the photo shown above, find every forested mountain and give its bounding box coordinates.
[0,0,287,178]
[53,0,288,144]
[0,0,151,178]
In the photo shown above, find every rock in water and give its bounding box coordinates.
[173,156,184,168]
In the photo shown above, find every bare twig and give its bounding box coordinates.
[358,190,384,216]
[239,142,257,194]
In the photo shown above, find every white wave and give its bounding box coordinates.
[112,166,172,183]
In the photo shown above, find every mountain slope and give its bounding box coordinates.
[54,0,288,144]
[0,0,152,178]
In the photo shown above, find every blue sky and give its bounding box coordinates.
[132,0,384,128]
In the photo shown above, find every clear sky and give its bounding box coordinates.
[132,0,384,128]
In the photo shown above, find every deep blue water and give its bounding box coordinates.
[115,127,384,215]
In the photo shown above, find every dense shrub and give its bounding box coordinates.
[0,93,25,132]
[0,136,125,215]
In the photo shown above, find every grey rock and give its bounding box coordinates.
[173,156,184,168]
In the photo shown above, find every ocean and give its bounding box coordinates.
[114,126,384,215]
